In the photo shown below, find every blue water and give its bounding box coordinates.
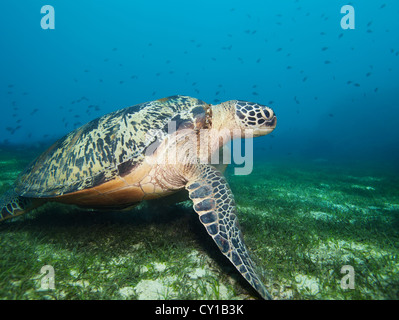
[1,0,399,165]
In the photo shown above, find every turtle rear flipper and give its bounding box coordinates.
[186,164,272,300]
[0,189,43,222]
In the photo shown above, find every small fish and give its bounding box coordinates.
[321,47,328,51]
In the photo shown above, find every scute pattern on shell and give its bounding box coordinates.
[15,96,208,197]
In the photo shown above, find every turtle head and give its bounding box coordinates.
[233,100,276,137]
[212,100,276,138]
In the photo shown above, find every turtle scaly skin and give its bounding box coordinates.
[186,164,272,299]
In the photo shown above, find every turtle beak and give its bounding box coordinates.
[265,114,277,129]
[253,107,277,137]
[253,124,275,137]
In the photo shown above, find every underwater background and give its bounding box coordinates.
[0,0,398,300]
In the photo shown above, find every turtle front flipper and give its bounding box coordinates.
[0,189,44,222]
[186,164,272,300]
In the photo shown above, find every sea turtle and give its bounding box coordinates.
[0,95,276,299]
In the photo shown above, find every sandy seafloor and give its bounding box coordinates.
[0,146,398,300]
